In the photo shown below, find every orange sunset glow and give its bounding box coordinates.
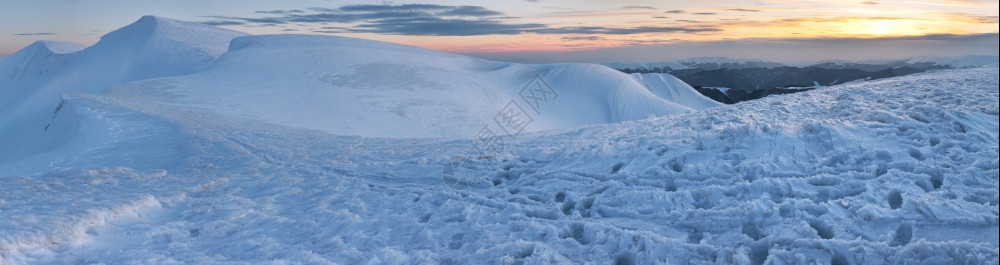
[1,0,997,63]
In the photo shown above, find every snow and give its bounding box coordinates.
[630,73,723,109]
[0,41,85,80]
[107,34,696,139]
[0,16,245,169]
[708,86,731,94]
[1,16,998,265]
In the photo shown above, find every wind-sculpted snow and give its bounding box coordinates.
[0,16,997,264]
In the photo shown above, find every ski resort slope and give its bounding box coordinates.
[1,16,998,265]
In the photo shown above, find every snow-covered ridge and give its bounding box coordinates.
[0,16,246,168]
[88,15,247,81]
[0,41,84,80]
[110,33,707,138]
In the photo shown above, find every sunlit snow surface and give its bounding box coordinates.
[1,17,998,264]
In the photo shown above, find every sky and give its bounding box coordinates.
[0,0,997,64]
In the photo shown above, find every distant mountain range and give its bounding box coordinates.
[604,57,784,72]
[605,55,998,104]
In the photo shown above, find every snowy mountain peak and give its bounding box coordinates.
[31,40,86,55]
[96,15,246,59]
[0,40,85,80]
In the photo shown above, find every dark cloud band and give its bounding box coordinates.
[200,4,719,36]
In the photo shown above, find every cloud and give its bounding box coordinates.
[561,36,604,41]
[727,8,762,12]
[256,9,305,14]
[439,6,504,17]
[862,1,878,4]
[201,20,246,26]
[337,4,450,12]
[13,32,56,36]
[201,4,532,35]
[664,10,685,14]
[350,17,544,36]
[532,26,720,35]
[463,33,999,64]
[692,12,717,15]
[622,6,657,10]
[201,4,722,36]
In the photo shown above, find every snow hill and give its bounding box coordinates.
[110,34,701,139]
[1,16,998,264]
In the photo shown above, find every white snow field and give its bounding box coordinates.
[1,16,998,264]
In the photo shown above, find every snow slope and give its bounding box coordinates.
[110,34,696,139]
[630,73,723,109]
[1,16,997,265]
